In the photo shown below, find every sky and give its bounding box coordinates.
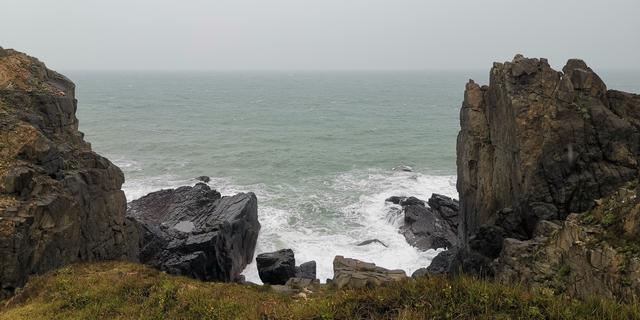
[1,0,639,71]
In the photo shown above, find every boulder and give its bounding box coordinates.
[331,256,407,289]
[256,249,296,285]
[295,261,317,280]
[0,48,137,298]
[195,175,210,183]
[127,183,260,282]
[384,196,406,205]
[396,194,460,251]
[453,55,640,297]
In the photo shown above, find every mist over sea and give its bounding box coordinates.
[69,70,640,282]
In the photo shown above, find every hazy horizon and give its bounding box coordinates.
[2,0,639,72]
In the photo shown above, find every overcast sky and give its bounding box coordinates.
[1,0,639,71]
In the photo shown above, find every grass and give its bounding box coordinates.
[580,181,640,257]
[1,261,638,320]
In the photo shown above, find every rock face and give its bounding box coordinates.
[295,260,317,280]
[449,54,640,298]
[127,183,259,282]
[256,249,317,284]
[256,249,296,285]
[389,194,460,251]
[493,185,640,299]
[0,48,137,298]
[332,256,407,289]
[457,55,640,244]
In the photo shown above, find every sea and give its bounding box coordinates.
[68,70,640,283]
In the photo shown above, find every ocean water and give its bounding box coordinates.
[68,70,640,283]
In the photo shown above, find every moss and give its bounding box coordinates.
[0,262,639,320]
[601,213,617,227]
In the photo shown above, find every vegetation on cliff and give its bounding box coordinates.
[0,262,638,320]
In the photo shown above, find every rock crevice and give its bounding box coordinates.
[0,48,137,298]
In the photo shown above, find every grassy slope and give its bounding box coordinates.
[0,262,638,320]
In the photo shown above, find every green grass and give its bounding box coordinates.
[579,182,640,257]
[1,262,638,320]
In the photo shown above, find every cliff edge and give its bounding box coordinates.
[0,48,137,298]
[453,54,640,298]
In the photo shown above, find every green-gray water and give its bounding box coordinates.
[70,70,640,282]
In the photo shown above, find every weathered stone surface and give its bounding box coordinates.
[396,194,460,251]
[457,55,640,245]
[452,55,640,298]
[494,214,640,299]
[295,260,317,280]
[0,48,137,298]
[332,256,407,289]
[256,249,296,285]
[127,183,259,282]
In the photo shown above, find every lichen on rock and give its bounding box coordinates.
[0,48,138,298]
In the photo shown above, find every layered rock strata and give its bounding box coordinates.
[0,48,137,298]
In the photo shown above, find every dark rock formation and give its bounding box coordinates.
[0,48,138,298]
[332,256,407,289]
[295,261,317,280]
[394,194,460,251]
[445,54,640,297]
[195,175,210,183]
[457,54,640,244]
[127,183,259,282]
[256,249,296,285]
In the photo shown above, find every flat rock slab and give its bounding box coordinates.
[332,256,407,289]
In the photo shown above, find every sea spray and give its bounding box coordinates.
[119,165,455,283]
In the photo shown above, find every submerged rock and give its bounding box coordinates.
[256,249,296,285]
[0,48,137,298]
[195,175,210,183]
[332,256,407,289]
[356,239,388,247]
[393,165,413,172]
[257,249,318,284]
[127,183,259,282]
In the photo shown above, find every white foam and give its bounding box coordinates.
[242,170,456,283]
[121,168,457,284]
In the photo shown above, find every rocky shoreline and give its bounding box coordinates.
[1,47,639,301]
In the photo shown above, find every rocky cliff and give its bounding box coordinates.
[458,55,639,244]
[453,55,640,298]
[0,48,137,298]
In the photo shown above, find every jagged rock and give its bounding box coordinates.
[0,48,138,298]
[356,239,388,247]
[196,175,210,183]
[385,196,406,205]
[295,261,317,280]
[332,256,407,289]
[127,183,259,282]
[256,249,296,285]
[397,194,460,251]
[428,194,459,218]
[457,55,640,246]
[454,55,640,298]
[400,196,425,207]
[494,214,640,299]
